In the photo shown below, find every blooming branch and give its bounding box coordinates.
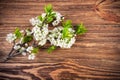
[4,4,87,62]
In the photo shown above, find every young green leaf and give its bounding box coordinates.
[62,27,72,39]
[62,20,73,39]
[44,4,52,13]
[47,45,56,53]
[75,23,87,35]
[32,47,39,54]
[51,12,56,17]
[22,36,33,43]
[38,15,43,21]
[47,16,53,23]
[63,20,72,28]
[14,28,22,39]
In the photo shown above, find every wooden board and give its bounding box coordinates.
[0,0,120,80]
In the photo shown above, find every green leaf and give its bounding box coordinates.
[22,36,32,43]
[62,20,73,39]
[63,20,72,28]
[62,28,73,39]
[51,12,56,17]
[47,16,53,23]
[62,27,68,38]
[38,15,43,21]
[32,47,39,53]
[44,4,52,13]
[14,28,22,39]
[75,23,87,35]
[47,46,56,53]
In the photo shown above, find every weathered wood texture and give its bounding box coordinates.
[0,0,120,80]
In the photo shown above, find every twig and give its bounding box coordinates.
[3,50,20,62]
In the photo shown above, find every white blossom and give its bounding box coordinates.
[25,43,28,47]
[22,52,27,56]
[52,12,63,26]
[55,12,62,21]
[32,25,40,33]
[32,24,48,46]
[68,28,75,33]
[28,54,35,60]
[29,17,42,26]
[6,33,16,43]
[42,24,49,35]
[19,47,27,56]
[26,30,32,36]
[13,44,21,50]
[41,13,46,18]
[26,46,33,53]
[19,37,23,44]
[52,20,60,26]
[32,26,41,41]
[38,39,47,46]
[20,47,26,53]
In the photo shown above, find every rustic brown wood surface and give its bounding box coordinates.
[0,0,120,80]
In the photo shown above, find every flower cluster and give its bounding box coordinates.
[6,33,16,43]
[32,24,48,46]
[48,26,76,48]
[5,4,87,61]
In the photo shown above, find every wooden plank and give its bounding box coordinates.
[0,0,120,80]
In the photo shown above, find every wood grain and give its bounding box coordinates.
[0,0,120,80]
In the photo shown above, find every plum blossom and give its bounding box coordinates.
[28,54,35,60]
[6,33,16,43]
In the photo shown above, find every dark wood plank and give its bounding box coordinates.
[0,0,120,80]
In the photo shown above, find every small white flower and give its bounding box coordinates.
[52,12,63,26]
[62,16,64,20]
[32,24,48,44]
[6,33,16,43]
[26,30,32,36]
[20,47,26,56]
[38,39,47,46]
[56,12,62,20]
[26,46,33,53]
[41,13,46,18]
[32,25,40,33]
[13,44,21,50]
[42,24,48,34]
[20,47,26,53]
[25,43,28,47]
[68,28,75,33]
[22,52,27,56]
[19,37,23,44]
[52,20,60,26]
[29,17,42,26]
[28,54,35,60]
